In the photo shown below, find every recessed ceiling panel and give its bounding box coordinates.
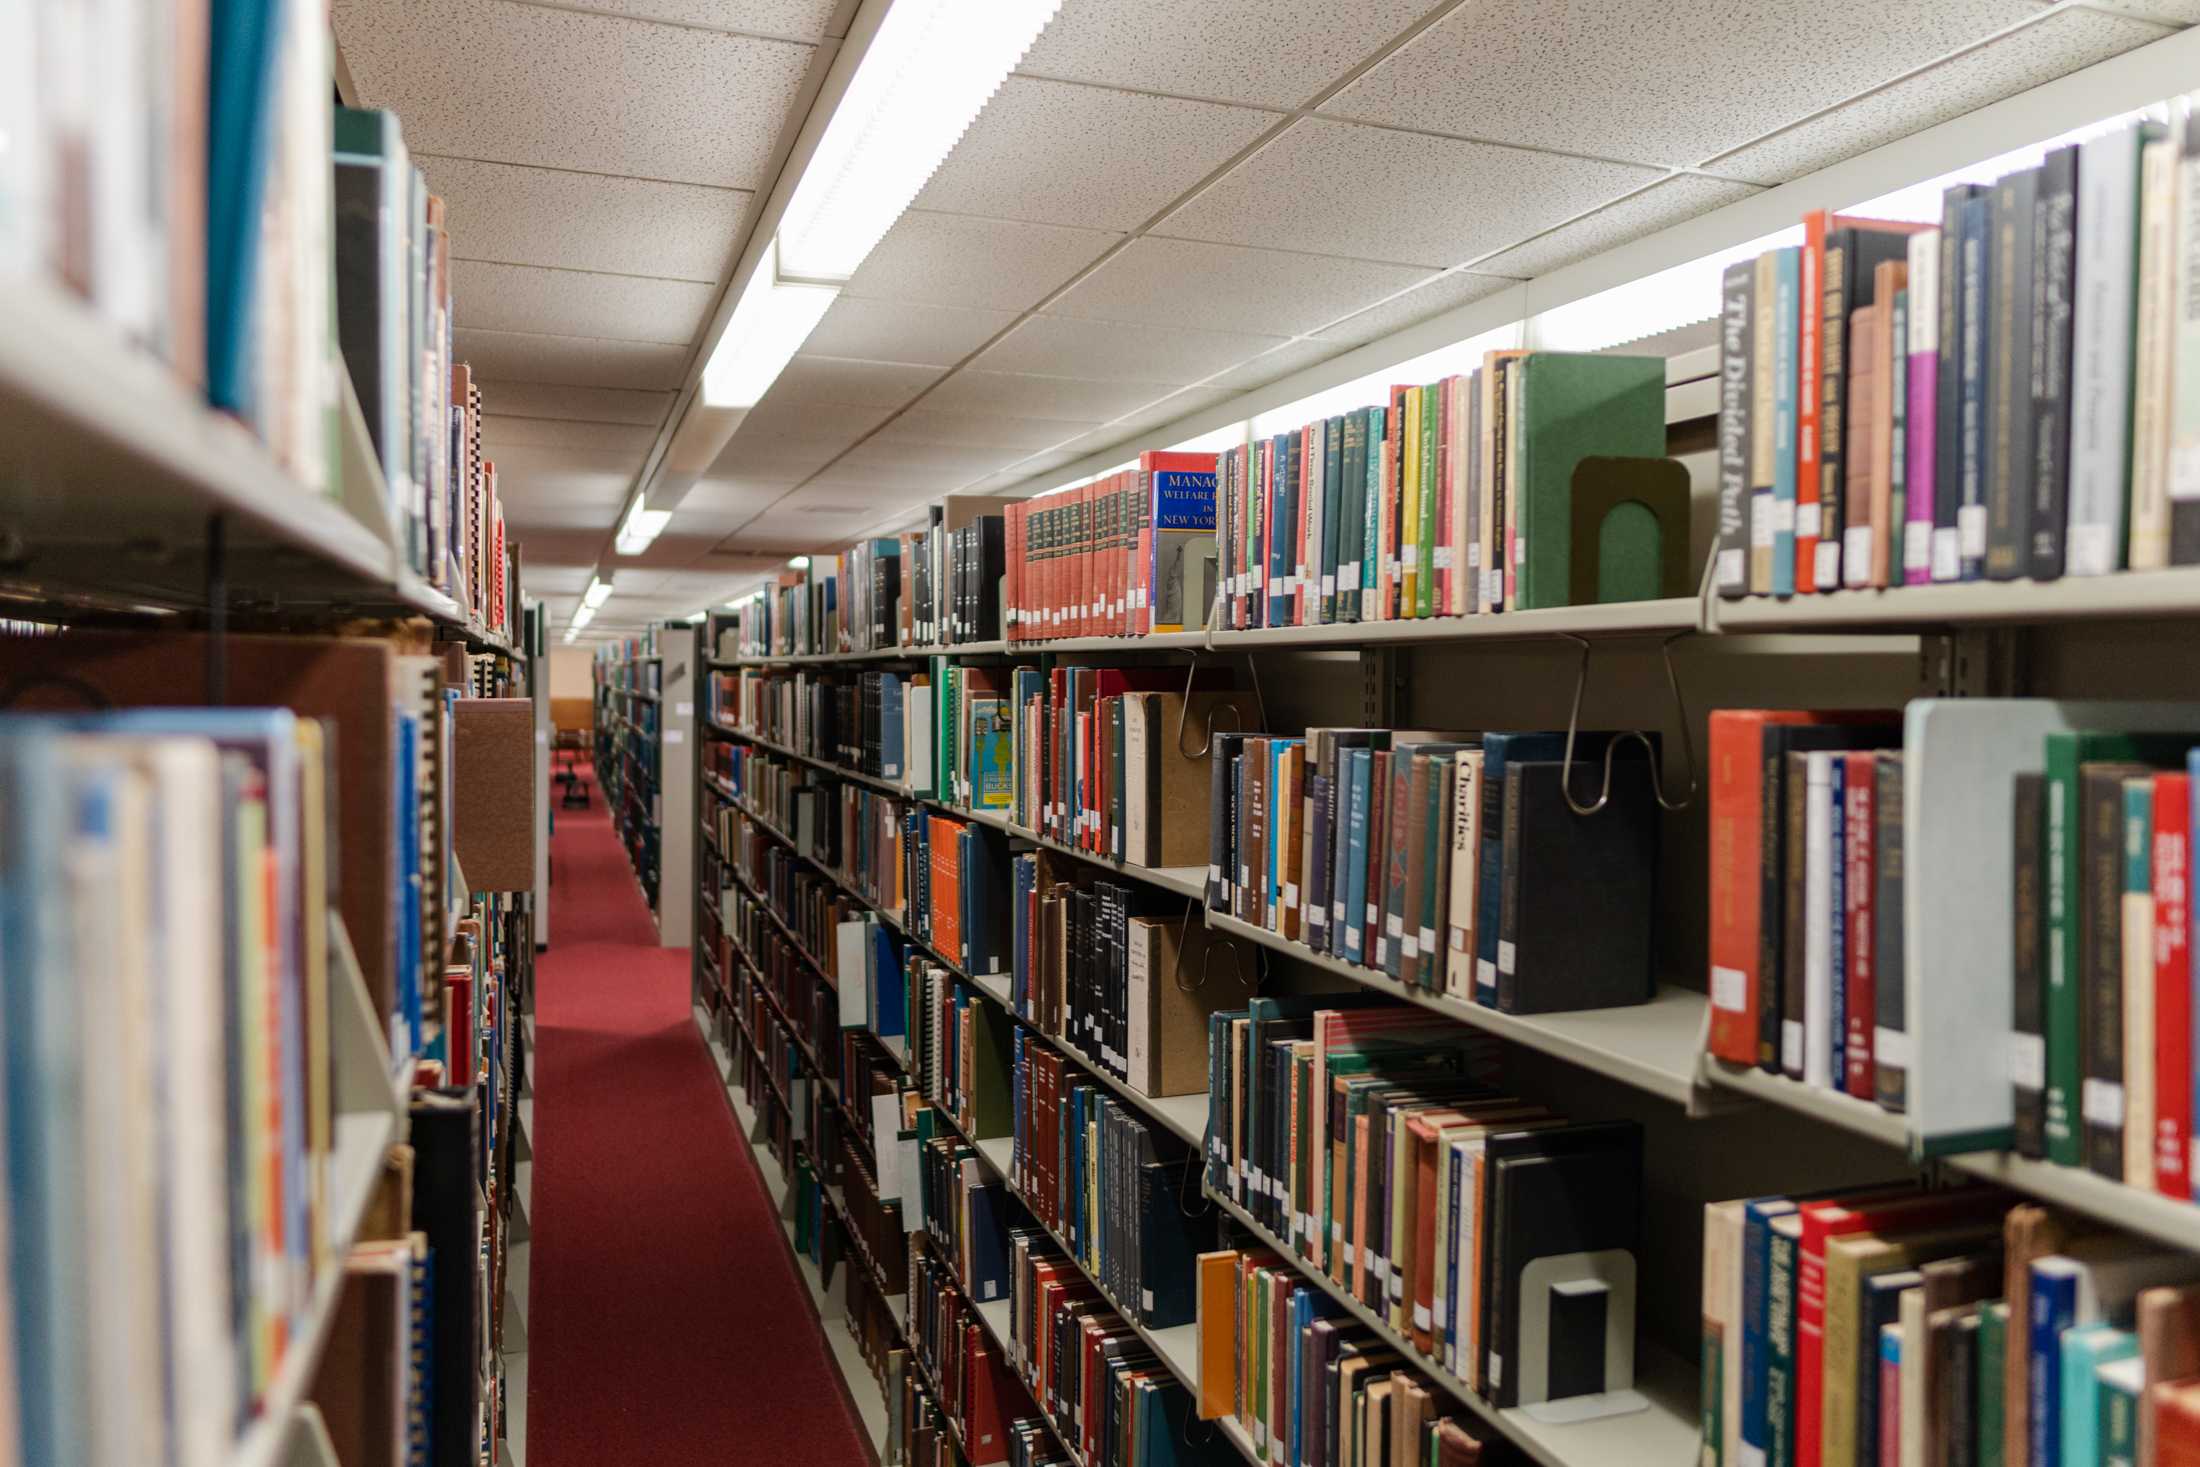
[678,476,796,524]
[1321,0,2048,169]
[914,77,1278,231]
[1311,268,1519,346]
[842,210,1123,312]
[980,315,1287,384]
[453,260,713,345]
[335,0,816,188]
[1703,10,2168,185]
[419,156,747,282]
[454,328,691,391]
[1018,0,1443,109]
[2083,0,2200,19]
[1157,118,1658,268]
[480,416,659,452]
[477,380,674,426]
[1470,176,1761,279]
[921,368,1181,422]
[802,297,1021,367]
[1046,236,1429,338]
[764,354,945,410]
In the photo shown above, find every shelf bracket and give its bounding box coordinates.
[1361,646,1405,727]
[1924,627,2026,698]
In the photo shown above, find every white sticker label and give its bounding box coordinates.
[665,729,685,745]
[1795,503,1822,540]
[1750,493,1774,549]
[1931,526,1960,582]
[1711,964,1746,1014]
[1322,574,1337,597]
[1412,1304,1433,1331]
[676,700,695,717]
[1813,540,1840,587]
[1418,926,1436,952]
[1958,504,1988,559]
[1496,939,1517,975]
[1400,934,1418,961]
[2083,1077,2125,1127]
[1308,906,1327,930]
[1282,882,1298,909]
[1904,524,1932,574]
[1773,498,1797,533]
[1386,915,1403,938]
[1783,1019,1804,1073]
[1842,526,1872,579]
[1366,903,1379,927]
[1513,536,1527,564]
[1874,1025,1913,1070]
[1208,863,1221,885]
[1433,546,1454,570]
[1717,548,1745,589]
[2009,1032,2046,1090]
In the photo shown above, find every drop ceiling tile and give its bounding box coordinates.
[334,0,814,187]
[878,405,1097,451]
[1310,269,1520,346]
[843,210,1121,313]
[1201,337,1346,393]
[1157,118,1659,268]
[1018,0,1443,109]
[523,564,595,594]
[914,77,1278,231]
[922,368,1181,421]
[680,476,796,521]
[801,297,1021,367]
[480,416,658,452]
[454,260,712,344]
[733,394,896,445]
[1470,175,1761,278]
[1321,0,2046,169]
[765,354,944,410]
[979,315,1286,384]
[1046,237,1430,338]
[1703,10,2169,185]
[837,438,1024,480]
[2080,0,2200,20]
[421,157,747,283]
[455,328,691,391]
[554,0,840,39]
[777,480,915,514]
[1103,386,1239,441]
[477,380,674,426]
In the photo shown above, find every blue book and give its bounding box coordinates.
[2033,1257,2083,1467]
[867,924,905,1039]
[879,673,904,781]
[1771,246,1802,596]
[208,0,287,411]
[2061,1324,2136,1467]
[1475,732,1597,1003]
[1859,1268,1921,1467]
[1958,192,1994,582]
[1829,752,1847,1083]
[1743,1196,1804,1460]
[1268,434,1293,627]
[1341,748,1370,964]
[965,1180,1011,1301]
[1363,407,1386,611]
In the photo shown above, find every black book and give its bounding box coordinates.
[2029,146,2079,579]
[1716,260,1754,597]
[975,516,1006,642]
[1306,771,1334,957]
[1478,1120,1643,1410]
[1857,1269,1922,1467]
[1984,167,2039,580]
[1496,756,1657,1014]
[1873,754,1908,1113]
[1956,193,1994,583]
[1820,226,1921,588]
[2081,762,2149,1180]
[409,1089,482,1467]
[1209,732,1248,910]
[1936,184,1987,581]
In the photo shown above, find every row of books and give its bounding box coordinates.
[1714,106,2200,598]
[1209,728,1661,1016]
[1203,997,1655,1416]
[1707,706,2200,1207]
[1191,1246,1498,1466]
[1003,452,1222,641]
[1697,1188,2200,1467]
[908,1241,1045,1465]
[1011,853,1248,1100]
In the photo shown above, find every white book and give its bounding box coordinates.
[2067,122,2158,576]
[1898,1285,1927,1467]
[2128,134,2181,570]
[2171,102,2200,555]
[1123,693,1150,866]
[836,920,868,1027]
[1803,751,1836,1090]
[1124,917,1152,1092]
[907,684,933,798]
[1442,749,1483,1000]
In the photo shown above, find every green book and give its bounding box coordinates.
[1322,413,1346,624]
[966,995,1013,1138]
[2099,1354,2144,1467]
[1339,411,1366,625]
[1513,352,1670,610]
[2042,732,2197,1165]
[1979,1300,2008,1467]
[1363,406,1385,614]
[1415,382,1440,617]
[1767,1215,1802,1467]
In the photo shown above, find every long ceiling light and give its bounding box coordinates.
[613,498,673,556]
[777,0,1064,280]
[699,238,841,411]
[583,575,614,610]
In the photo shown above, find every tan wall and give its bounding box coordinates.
[549,647,595,700]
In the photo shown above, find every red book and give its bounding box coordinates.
[1798,210,1829,594]
[1706,710,1822,1065]
[2158,771,2192,1198]
[1116,470,1134,637]
[1843,750,1877,1100]
[1795,1188,2004,1467]
[445,968,474,1085]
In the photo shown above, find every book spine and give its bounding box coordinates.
[2067,127,2146,577]
[1803,752,1835,1088]
[1873,754,1907,1112]
[1957,195,1992,581]
[1934,190,1971,583]
[2082,766,2128,1180]
[1841,297,1879,588]
[2172,113,2200,564]
[1783,751,1811,1079]
[2125,776,2158,1190]
[1817,238,1852,591]
[1843,753,1875,1101]
[1496,769,1523,1013]
[1885,288,1906,588]
[1985,172,2037,581]
[1828,754,1848,1086]
[1709,711,1768,1065]
[1774,248,1803,597]
[1797,213,1827,594]
[1769,1226,1799,1467]
[1718,261,1755,597]
[1751,250,1779,595]
[2160,771,2193,1197]
[2030,149,2078,580]
[1760,738,1791,1073]
[2128,137,2180,571]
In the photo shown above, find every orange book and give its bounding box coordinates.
[930,815,963,968]
[1196,1252,1240,1419]
[2159,1380,2200,1467]
[1706,710,1821,1065]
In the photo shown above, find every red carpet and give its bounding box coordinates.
[528,764,870,1464]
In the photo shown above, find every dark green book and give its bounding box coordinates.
[1339,411,1367,624]
[1514,353,1670,610]
[1979,1300,2007,1467]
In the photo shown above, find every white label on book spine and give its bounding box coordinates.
[1812,541,1839,587]
[1341,560,1360,587]
[1496,939,1516,975]
[2084,1077,2125,1126]
[1774,498,1797,533]
[1433,547,1453,570]
[2009,1032,2046,1090]
[1874,1025,1913,1070]
[1322,574,1336,596]
[1401,934,1418,960]
[1930,527,1960,581]
[1711,964,1746,1013]
[1282,882,1298,909]
[1751,493,1774,548]
[1208,863,1221,884]
[1386,914,1403,937]
[1842,526,1871,578]
[1307,906,1326,929]
[1796,503,1822,540]
[1783,1019,1803,1073]
[1413,1303,1432,1332]
[2069,524,2115,577]
[675,700,694,717]
[1366,902,1379,926]
[1514,536,1527,564]
[664,729,684,745]
[1958,504,1988,558]
[1390,1272,1404,1304]
[1717,548,1744,589]
[1478,957,1496,989]
[1418,926,1436,952]
[1905,524,1931,574]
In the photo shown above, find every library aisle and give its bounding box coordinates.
[531,766,868,1465]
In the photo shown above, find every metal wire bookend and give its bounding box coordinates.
[1557,630,1698,816]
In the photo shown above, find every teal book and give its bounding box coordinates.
[1514,352,1669,610]
[1341,748,1372,964]
[1363,406,1386,616]
[970,696,1011,810]
[1771,247,1803,596]
[2061,1324,2136,1467]
[2098,1355,2142,1467]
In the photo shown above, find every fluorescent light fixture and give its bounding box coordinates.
[614,500,673,556]
[788,555,811,570]
[569,604,596,634]
[684,610,708,624]
[700,238,840,410]
[583,575,614,610]
[777,0,1064,280]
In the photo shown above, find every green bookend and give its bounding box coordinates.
[1568,455,1694,605]
[1517,353,1668,609]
